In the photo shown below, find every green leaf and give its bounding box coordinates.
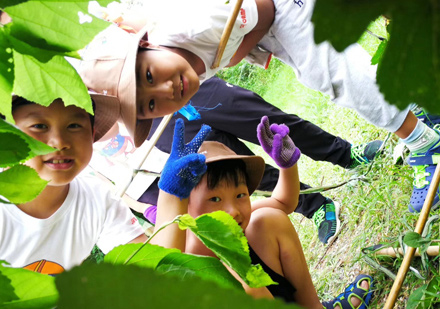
[403,232,431,248]
[157,252,243,291]
[187,211,275,288]
[0,262,58,309]
[0,119,55,166]
[178,213,197,229]
[407,284,426,309]
[0,132,30,167]
[4,1,111,55]
[377,1,440,114]
[104,243,180,268]
[56,263,299,309]
[0,261,19,305]
[0,165,48,204]
[371,40,387,65]
[312,0,392,52]
[0,29,14,122]
[12,50,93,114]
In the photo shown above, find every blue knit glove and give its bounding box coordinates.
[158,119,211,199]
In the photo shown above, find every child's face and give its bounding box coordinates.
[135,48,200,119]
[13,99,94,186]
[188,174,252,230]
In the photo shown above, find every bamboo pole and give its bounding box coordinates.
[118,114,173,197]
[211,0,244,69]
[375,246,439,258]
[384,163,440,308]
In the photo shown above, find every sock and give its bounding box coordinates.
[402,120,440,153]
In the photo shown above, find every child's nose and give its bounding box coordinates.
[47,131,70,150]
[153,80,174,100]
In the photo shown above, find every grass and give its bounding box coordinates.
[217,57,440,308]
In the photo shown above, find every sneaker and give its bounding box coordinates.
[312,198,341,245]
[348,140,384,169]
[407,135,440,212]
[413,107,440,129]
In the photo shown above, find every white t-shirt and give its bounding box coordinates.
[0,175,144,273]
[147,0,258,82]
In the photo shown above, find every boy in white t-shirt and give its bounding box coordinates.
[75,0,440,213]
[0,95,147,274]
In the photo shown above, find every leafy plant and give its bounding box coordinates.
[0,212,299,308]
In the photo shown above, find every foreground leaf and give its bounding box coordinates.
[0,119,54,167]
[156,252,243,290]
[104,243,179,268]
[0,29,14,122]
[56,263,298,309]
[377,1,440,113]
[5,0,111,55]
[0,165,48,204]
[0,262,58,309]
[182,211,275,288]
[312,0,390,52]
[0,262,18,306]
[0,132,30,167]
[12,50,93,114]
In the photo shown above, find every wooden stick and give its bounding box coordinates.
[211,0,244,69]
[384,163,440,308]
[375,246,439,258]
[118,113,173,197]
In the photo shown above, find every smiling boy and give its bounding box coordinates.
[0,95,147,274]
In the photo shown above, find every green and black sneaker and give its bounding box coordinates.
[312,198,341,245]
[348,140,383,169]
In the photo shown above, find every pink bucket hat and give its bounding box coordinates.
[74,24,152,147]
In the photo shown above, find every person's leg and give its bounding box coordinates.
[395,112,440,212]
[190,77,354,167]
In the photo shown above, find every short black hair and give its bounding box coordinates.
[7,97,96,130]
[197,159,250,192]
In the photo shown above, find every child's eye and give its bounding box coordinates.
[146,70,153,84]
[149,100,155,111]
[209,197,221,202]
[68,123,82,129]
[237,193,247,198]
[31,124,47,129]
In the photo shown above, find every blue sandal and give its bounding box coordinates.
[322,274,374,309]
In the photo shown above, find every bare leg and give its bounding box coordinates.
[394,111,419,139]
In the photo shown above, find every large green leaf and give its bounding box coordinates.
[179,212,275,288]
[0,262,58,309]
[0,164,48,204]
[0,119,55,166]
[0,262,18,305]
[313,0,440,114]
[0,29,14,122]
[0,132,29,167]
[12,50,93,114]
[4,1,111,55]
[56,263,298,309]
[104,243,180,268]
[312,0,394,52]
[156,252,243,291]
[377,1,440,113]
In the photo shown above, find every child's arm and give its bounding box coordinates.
[148,119,211,250]
[252,116,300,214]
[228,0,275,67]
